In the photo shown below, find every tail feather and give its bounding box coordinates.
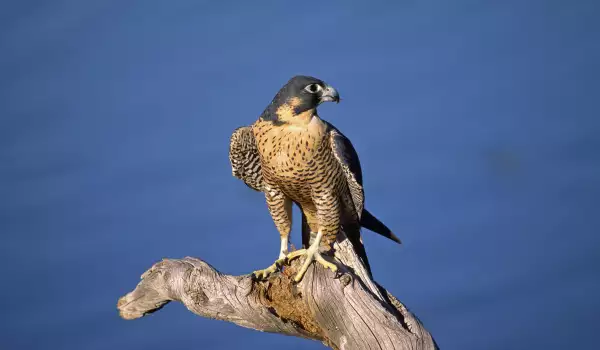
[361,209,401,244]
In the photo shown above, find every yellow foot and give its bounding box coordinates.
[287,247,338,282]
[252,257,287,280]
[285,248,306,261]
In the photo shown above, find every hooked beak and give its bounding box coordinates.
[319,85,340,104]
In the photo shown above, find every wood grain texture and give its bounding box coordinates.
[117,240,438,350]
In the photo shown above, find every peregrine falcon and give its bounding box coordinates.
[230,75,399,282]
[229,122,400,271]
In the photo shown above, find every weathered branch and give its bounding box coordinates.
[117,241,438,349]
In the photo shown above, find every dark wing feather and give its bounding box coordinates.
[327,123,372,275]
[327,123,365,218]
[228,126,263,192]
[326,121,401,245]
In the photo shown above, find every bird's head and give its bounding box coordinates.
[261,75,340,125]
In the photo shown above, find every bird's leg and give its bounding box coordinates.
[286,192,341,282]
[252,190,292,280]
[286,229,338,282]
[279,235,289,260]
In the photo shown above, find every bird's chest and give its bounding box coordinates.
[252,120,331,194]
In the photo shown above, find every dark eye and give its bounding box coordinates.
[304,84,322,94]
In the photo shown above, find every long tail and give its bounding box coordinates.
[361,209,401,244]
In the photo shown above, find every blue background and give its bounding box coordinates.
[1,1,599,349]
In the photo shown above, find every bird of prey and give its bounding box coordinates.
[229,75,399,282]
[229,117,400,272]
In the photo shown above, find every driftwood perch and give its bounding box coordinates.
[118,240,438,349]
